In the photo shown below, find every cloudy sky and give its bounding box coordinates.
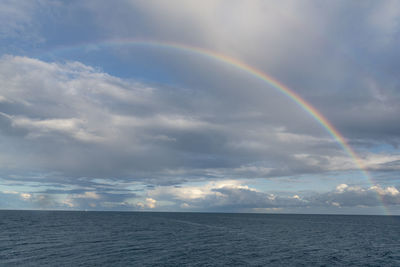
[1,0,400,214]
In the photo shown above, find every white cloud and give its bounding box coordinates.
[331,202,341,207]
[74,191,100,199]
[61,198,75,208]
[146,181,400,212]
[336,184,349,193]
[149,180,255,201]
[316,184,400,208]
[20,193,31,200]
[145,198,157,209]
[180,203,190,208]
[135,198,157,209]
[362,154,400,171]
[2,190,19,195]
[148,180,314,211]
[2,190,32,200]
[370,185,399,196]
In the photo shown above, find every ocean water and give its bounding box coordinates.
[1,211,400,266]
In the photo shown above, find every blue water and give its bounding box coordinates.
[1,211,400,266]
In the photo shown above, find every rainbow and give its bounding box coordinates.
[42,39,387,214]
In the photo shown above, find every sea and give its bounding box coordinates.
[1,211,400,266]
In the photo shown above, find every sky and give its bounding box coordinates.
[0,0,400,214]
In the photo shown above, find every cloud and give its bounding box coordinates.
[1,181,399,213]
[312,184,400,208]
[0,190,55,209]
[149,180,308,211]
[1,53,399,191]
[0,1,40,41]
[74,191,100,200]
[4,1,400,146]
[2,54,377,186]
[82,0,400,145]
[148,181,400,212]
[145,198,157,209]
[135,198,157,209]
[1,1,400,213]
[20,193,32,200]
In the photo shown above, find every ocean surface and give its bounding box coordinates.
[1,211,400,266]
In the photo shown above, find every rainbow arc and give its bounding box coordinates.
[42,39,388,214]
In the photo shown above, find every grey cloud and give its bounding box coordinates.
[96,0,400,145]
[5,0,400,145]
[1,55,364,187]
